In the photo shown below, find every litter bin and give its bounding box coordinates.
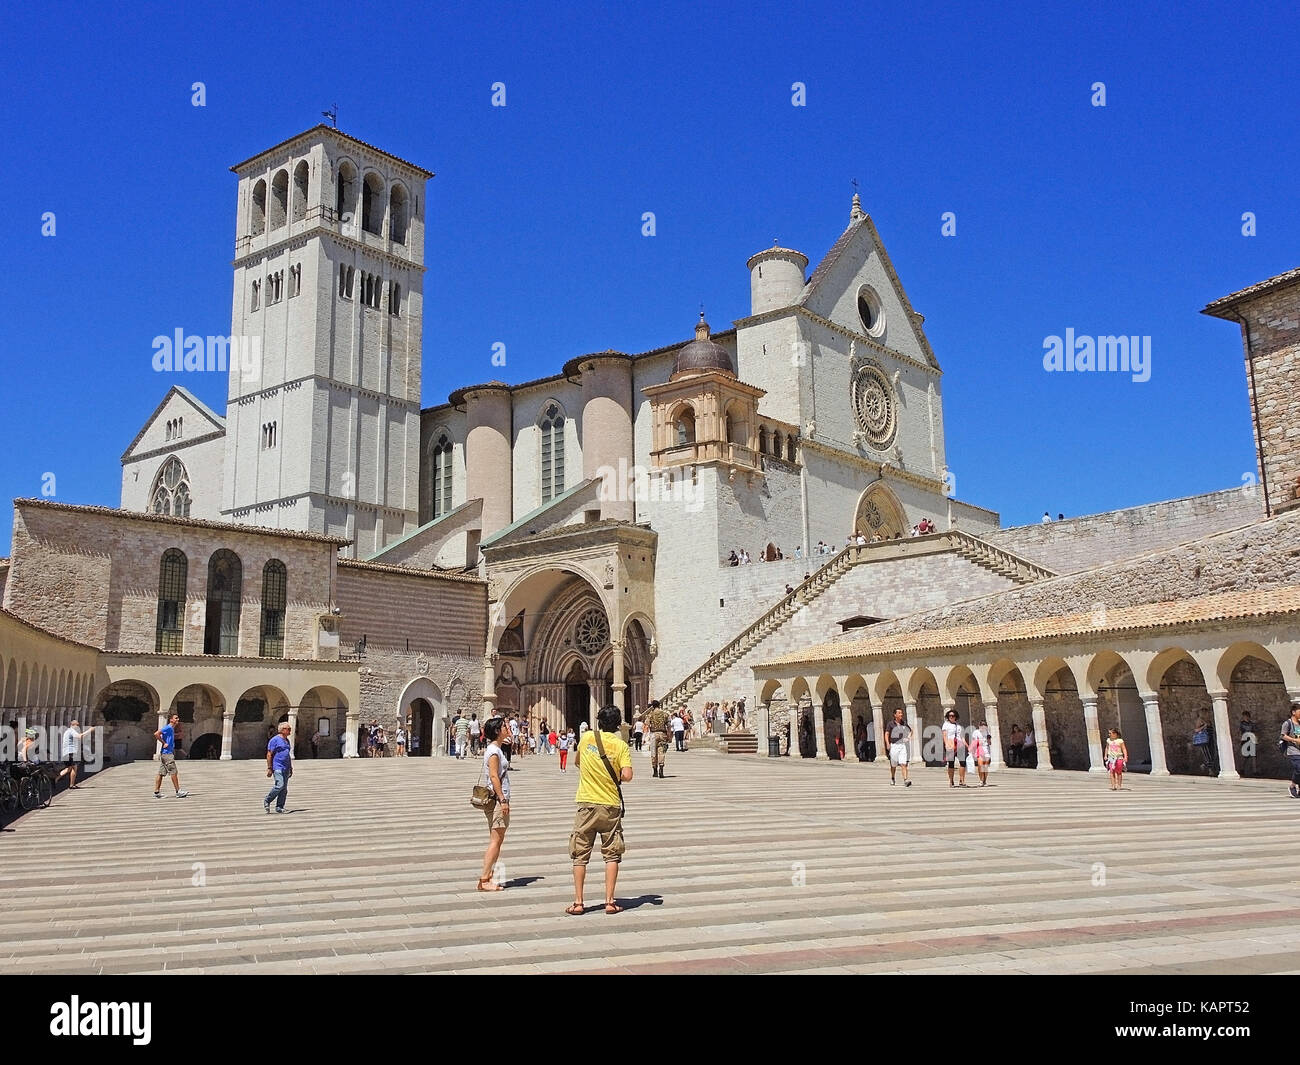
[768,737,781,758]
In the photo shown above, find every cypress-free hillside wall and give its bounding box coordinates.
[982,489,1261,574]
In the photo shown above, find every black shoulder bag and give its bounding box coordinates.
[592,729,625,818]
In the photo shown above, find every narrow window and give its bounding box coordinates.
[204,550,242,656]
[539,403,565,503]
[155,549,187,653]
[251,278,261,311]
[260,559,287,658]
[250,179,266,236]
[432,434,453,518]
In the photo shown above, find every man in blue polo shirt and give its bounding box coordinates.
[265,722,293,813]
[153,713,188,798]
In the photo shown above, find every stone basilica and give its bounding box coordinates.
[2,125,1295,779]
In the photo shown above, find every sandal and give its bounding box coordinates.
[476,877,505,892]
[604,902,623,915]
[565,903,586,916]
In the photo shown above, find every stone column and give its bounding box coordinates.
[1082,696,1106,773]
[481,654,498,716]
[757,700,771,757]
[344,710,360,757]
[1142,695,1169,776]
[587,682,599,731]
[982,700,1003,772]
[287,706,300,754]
[811,702,828,759]
[611,640,627,720]
[1209,691,1240,781]
[1030,697,1053,771]
[219,710,234,761]
[155,711,167,761]
[905,700,921,763]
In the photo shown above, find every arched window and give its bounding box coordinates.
[250,179,266,236]
[758,426,768,454]
[725,413,737,444]
[155,549,187,653]
[539,403,565,503]
[204,550,242,656]
[361,172,385,235]
[270,169,288,229]
[432,433,453,518]
[251,278,261,311]
[772,431,783,458]
[336,160,357,221]
[292,160,309,222]
[390,282,401,316]
[260,559,287,658]
[390,184,409,244]
[787,435,796,462]
[151,456,192,518]
[675,406,696,446]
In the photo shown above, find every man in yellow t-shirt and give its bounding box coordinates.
[566,705,633,916]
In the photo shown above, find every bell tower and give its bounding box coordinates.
[222,126,431,556]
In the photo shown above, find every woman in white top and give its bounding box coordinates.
[477,717,511,892]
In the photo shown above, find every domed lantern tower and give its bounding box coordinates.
[643,314,766,477]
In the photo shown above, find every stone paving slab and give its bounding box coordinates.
[2,753,1298,974]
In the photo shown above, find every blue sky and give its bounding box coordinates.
[1,0,1297,550]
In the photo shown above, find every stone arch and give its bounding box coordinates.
[1149,650,1214,776]
[671,402,696,446]
[93,679,161,763]
[853,480,908,540]
[389,181,409,243]
[398,677,443,759]
[232,684,290,760]
[292,160,309,222]
[1214,640,1282,691]
[169,683,225,759]
[269,168,289,229]
[250,178,266,235]
[361,170,385,235]
[2,657,17,708]
[335,158,358,221]
[843,672,875,761]
[1038,661,1089,771]
[1088,650,1151,773]
[1227,652,1290,779]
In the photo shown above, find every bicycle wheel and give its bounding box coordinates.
[18,775,38,811]
[0,777,18,818]
[37,774,53,808]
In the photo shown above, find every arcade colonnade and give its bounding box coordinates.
[91,655,360,762]
[754,623,1300,780]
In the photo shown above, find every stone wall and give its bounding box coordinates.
[1236,282,1300,516]
[873,507,1298,641]
[698,550,1016,706]
[335,560,486,726]
[5,501,336,657]
[982,488,1261,574]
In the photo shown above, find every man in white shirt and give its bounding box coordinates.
[469,714,482,755]
[56,720,94,789]
[670,713,685,752]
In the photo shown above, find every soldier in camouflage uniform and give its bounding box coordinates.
[644,699,672,778]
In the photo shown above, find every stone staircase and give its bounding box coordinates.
[717,732,759,755]
[661,531,1055,709]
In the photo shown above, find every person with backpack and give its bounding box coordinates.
[1280,703,1300,798]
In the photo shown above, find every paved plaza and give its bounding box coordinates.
[2,750,1298,975]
